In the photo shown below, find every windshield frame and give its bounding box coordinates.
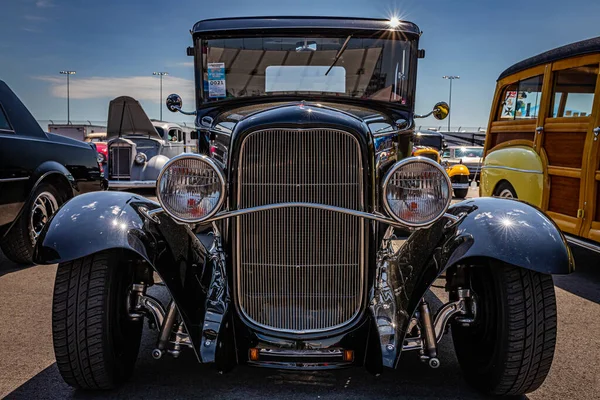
[193,30,419,109]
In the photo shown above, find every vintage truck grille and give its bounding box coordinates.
[109,145,131,178]
[236,128,364,333]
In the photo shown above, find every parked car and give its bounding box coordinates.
[0,80,103,264]
[104,96,198,189]
[84,132,108,164]
[442,145,483,183]
[35,17,573,396]
[412,130,471,198]
[480,36,600,253]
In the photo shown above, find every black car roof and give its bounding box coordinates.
[192,16,421,38]
[498,36,600,81]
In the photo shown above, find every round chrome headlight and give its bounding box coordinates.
[383,157,452,227]
[134,152,147,165]
[156,154,226,223]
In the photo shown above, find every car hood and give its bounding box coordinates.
[106,96,161,140]
[208,100,398,136]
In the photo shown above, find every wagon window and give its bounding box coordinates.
[498,75,543,120]
[550,64,598,118]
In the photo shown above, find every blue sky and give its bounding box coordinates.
[2,0,600,129]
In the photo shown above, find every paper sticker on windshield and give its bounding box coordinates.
[207,63,226,98]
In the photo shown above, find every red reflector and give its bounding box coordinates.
[409,202,418,211]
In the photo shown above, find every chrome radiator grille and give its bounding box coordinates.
[109,145,131,178]
[236,128,364,333]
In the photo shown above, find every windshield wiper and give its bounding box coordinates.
[325,35,352,76]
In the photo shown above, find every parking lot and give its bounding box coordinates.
[0,188,599,399]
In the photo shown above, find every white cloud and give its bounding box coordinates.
[25,15,47,21]
[35,0,54,7]
[35,75,195,103]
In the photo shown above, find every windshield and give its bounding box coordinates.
[455,147,483,158]
[200,36,416,104]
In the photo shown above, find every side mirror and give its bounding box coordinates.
[166,94,197,116]
[166,94,183,113]
[414,101,450,120]
[432,101,450,121]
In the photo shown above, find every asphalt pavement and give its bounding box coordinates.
[0,186,598,399]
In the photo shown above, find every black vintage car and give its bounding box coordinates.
[0,80,102,264]
[35,17,573,396]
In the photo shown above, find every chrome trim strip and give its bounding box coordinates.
[141,205,460,231]
[107,180,156,189]
[0,176,29,182]
[480,165,543,174]
[565,234,600,254]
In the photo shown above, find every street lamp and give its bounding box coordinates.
[153,72,168,121]
[60,70,76,124]
[442,75,460,131]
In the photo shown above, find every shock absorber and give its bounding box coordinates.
[419,299,440,368]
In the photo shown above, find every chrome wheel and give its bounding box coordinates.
[29,191,58,245]
[498,188,514,198]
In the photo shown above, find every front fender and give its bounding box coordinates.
[447,197,574,274]
[141,155,170,181]
[371,196,573,370]
[34,191,156,264]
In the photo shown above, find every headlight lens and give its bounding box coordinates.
[156,154,226,223]
[134,152,147,165]
[97,152,105,164]
[383,157,451,227]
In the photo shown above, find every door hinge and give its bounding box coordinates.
[577,209,585,219]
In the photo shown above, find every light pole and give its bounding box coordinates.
[60,70,76,124]
[442,75,460,131]
[153,72,168,121]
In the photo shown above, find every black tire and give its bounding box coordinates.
[52,252,143,390]
[494,181,517,198]
[454,188,468,199]
[0,182,64,264]
[452,263,557,396]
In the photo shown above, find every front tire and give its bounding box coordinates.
[452,263,557,396]
[52,252,143,390]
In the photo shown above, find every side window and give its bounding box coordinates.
[550,64,598,118]
[497,74,543,120]
[0,104,13,131]
[168,129,178,142]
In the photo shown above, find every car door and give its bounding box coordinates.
[579,61,600,242]
[536,55,600,236]
[0,103,33,227]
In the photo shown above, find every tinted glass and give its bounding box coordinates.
[498,75,543,120]
[0,105,12,131]
[200,36,417,104]
[551,64,598,118]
